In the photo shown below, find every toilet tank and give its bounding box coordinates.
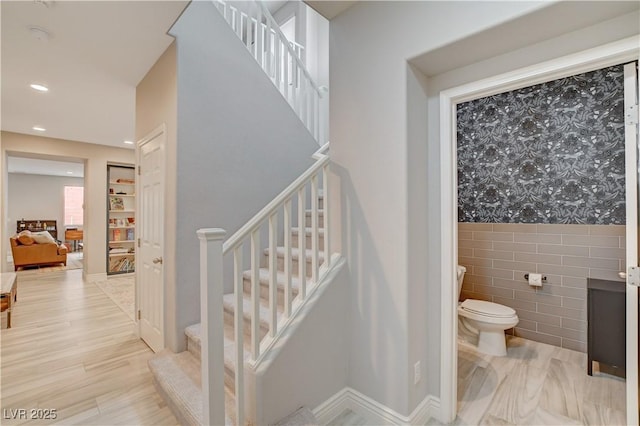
[457,265,466,297]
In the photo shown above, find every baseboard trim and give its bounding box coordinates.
[84,272,107,283]
[313,387,440,425]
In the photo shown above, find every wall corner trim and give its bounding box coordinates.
[313,387,441,425]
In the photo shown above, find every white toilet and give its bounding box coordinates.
[457,265,518,356]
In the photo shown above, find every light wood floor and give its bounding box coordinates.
[0,269,177,425]
[3,269,626,425]
[330,331,627,426]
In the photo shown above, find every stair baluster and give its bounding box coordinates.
[213,0,327,146]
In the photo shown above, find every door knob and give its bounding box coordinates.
[153,257,163,264]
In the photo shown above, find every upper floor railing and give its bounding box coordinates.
[213,0,327,145]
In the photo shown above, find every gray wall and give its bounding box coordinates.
[459,223,625,353]
[250,257,349,425]
[8,173,84,236]
[331,0,639,415]
[169,1,318,352]
[330,1,551,415]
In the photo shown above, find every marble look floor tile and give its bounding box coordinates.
[539,358,586,421]
[327,409,369,426]
[583,370,626,413]
[481,362,547,425]
[524,406,582,425]
[479,413,515,425]
[457,353,519,425]
[581,402,626,425]
[505,337,558,370]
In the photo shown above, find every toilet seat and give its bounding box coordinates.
[460,299,516,318]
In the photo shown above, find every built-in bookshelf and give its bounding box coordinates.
[107,164,136,275]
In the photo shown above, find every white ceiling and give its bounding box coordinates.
[7,156,84,178]
[305,1,357,20]
[1,0,188,149]
[0,0,344,157]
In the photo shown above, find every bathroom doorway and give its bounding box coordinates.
[439,39,639,423]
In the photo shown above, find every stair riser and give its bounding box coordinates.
[223,305,269,344]
[187,336,200,361]
[242,276,300,310]
[304,213,324,228]
[187,332,241,392]
[291,232,324,250]
[269,254,325,278]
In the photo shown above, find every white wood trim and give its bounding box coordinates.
[248,254,344,369]
[135,123,166,350]
[197,228,227,426]
[439,88,459,424]
[312,387,440,425]
[223,154,329,254]
[624,61,639,426]
[439,36,640,424]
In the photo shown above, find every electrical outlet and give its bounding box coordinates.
[414,361,421,384]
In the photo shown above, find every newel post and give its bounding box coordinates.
[197,228,227,426]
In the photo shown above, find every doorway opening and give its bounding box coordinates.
[7,153,85,273]
[438,38,639,423]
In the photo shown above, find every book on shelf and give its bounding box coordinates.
[109,197,124,210]
[109,248,129,254]
[126,228,134,241]
[113,229,121,241]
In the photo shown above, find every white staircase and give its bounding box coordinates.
[149,190,326,425]
[149,1,332,424]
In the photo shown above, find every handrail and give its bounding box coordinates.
[223,151,329,254]
[312,141,330,160]
[213,0,327,145]
[255,1,321,95]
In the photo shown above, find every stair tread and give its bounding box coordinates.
[223,293,281,325]
[149,350,233,425]
[291,227,325,236]
[242,268,308,289]
[223,333,251,368]
[264,246,326,261]
[185,323,251,371]
[185,323,201,344]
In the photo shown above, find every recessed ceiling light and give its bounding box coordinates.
[30,83,49,92]
[66,171,73,175]
[123,140,134,145]
[32,126,46,131]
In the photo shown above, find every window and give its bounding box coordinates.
[64,186,84,226]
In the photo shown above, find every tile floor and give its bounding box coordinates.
[452,335,626,425]
[331,325,626,425]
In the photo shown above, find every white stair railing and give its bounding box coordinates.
[198,143,330,425]
[213,0,327,145]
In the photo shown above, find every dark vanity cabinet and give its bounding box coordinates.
[587,278,626,376]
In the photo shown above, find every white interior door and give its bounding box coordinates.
[137,125,166,353]
[624,61,639,425]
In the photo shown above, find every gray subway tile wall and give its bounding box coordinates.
[458,223,626,353]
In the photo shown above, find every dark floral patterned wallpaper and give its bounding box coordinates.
[457,64,625,224]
